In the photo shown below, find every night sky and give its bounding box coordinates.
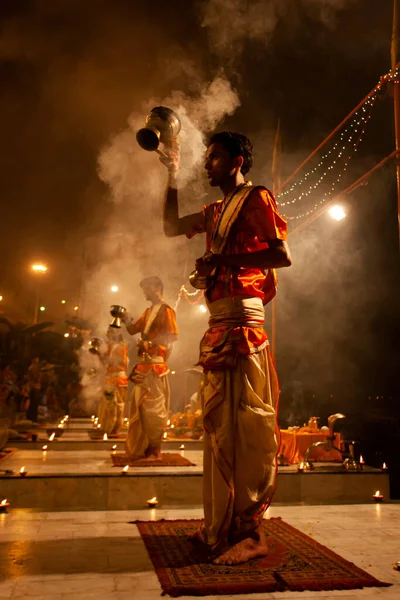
[0,0,399,413]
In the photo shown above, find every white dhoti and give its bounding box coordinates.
[125,367,170,460]
[98,385,127,436]
[199,297,280,552]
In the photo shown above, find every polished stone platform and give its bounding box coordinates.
[0,504,399,600]
[2,418,390,510]
[0,448,390,510]
[11,417,202,451]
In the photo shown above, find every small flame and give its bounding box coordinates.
[97,424,101,429]
[170,424,175,429]
[103,433,108,441]
[163,432,167,439]
[1,499,7,505]
[20,466,25,474]
[179,444,185,450]
[112,444,117,450]
[147,496,158,505]
[49,433,55,441]
[360,455,365,464]
[382,462,388,469]
[91,415,95,420]
[58,424,63,428]
[42,445,48,451]
[167,419,171,426]
[122,465,129,472]
[374,490,381,497]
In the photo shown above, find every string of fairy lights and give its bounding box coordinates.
[278,65,400,221]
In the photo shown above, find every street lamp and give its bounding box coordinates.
[199,304,207,313]
[31,263,48,324]
[32,264,47,273]
[111,285,119,293]
[328,205,346,221]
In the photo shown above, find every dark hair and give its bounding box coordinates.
[208,131,253,175]
[140,276,163,293]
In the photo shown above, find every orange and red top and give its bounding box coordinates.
[127,304,178,376]
[187,186,287,366]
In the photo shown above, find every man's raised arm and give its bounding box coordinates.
[159,144,204,238]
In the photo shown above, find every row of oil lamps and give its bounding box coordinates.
[297,455,388,473]
[296,454,389,502]
[0,495,159,513]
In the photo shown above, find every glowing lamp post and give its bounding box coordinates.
[32,264,47,273]
[111,285,119,293]
[31,263,48,324]
[328,205,346,221]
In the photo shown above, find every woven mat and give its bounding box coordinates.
[111,452,195,467]
[134,518,390,596]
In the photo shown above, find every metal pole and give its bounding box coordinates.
[392,0,400,245]
[271,120,281,361]
[33,282,40,325]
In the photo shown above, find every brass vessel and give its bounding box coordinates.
[110,305,126,329]
[136,106,181,157]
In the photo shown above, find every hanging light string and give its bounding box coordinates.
[282,92,378,221]
[174,285,203,311]
[279,92,378,219]
[276,64,400,195]
[278,65,400,221]
[278,94,377,206]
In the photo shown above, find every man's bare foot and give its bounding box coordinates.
[213,529,268,565]
[142,446,162,460]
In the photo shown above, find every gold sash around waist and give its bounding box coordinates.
[207,296,265,329]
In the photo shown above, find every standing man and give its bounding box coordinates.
[122,276,178,460]
[97,328,129,436]
[161,132,291,564]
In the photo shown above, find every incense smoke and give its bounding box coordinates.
[78,75,240,410]
[200,0,361,56]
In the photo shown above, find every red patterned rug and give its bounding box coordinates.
[111,452,195,467]
[134,518,390,596]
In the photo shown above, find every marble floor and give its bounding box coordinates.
[0,504,398,600]
[2,449,204,475]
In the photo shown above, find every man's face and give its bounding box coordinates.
[205,143,237,187]
[142,284,157,301]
